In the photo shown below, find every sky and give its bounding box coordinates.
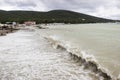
[0,0,120,20]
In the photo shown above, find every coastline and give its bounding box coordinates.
[0,28,19,36]
[0,26,101,80]
[0,24,119,80]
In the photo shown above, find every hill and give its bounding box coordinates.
[0,10,117,24]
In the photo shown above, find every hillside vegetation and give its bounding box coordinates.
[0,10,116,24]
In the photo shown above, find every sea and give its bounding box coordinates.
[0,23,120,80]
[46,23,120,80]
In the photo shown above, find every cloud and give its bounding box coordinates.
[0,0,47,11]
[40,0,120,19]
[0,0,120,19]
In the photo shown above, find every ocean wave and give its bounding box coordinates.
[44,35,120,80]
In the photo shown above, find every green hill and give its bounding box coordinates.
[0,10,117,24]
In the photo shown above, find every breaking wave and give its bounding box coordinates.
[44,35,120,80]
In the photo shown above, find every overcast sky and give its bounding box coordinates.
[0,0,120,20]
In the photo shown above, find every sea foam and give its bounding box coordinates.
[45,35,119,80]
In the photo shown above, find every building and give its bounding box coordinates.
[6,22,17,28]
[24,21,36,26]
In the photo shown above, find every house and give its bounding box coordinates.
[6,22,17,28]
[24,21,36,26]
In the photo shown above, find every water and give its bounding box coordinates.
[0,27,102,80]
[46,23,120,80]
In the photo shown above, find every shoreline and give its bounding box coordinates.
[0,25,119,80]
[0,26,97,80]
[0,28,20,36]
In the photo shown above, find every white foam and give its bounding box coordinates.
[81,51,97,62]
[45,35,115,80]
[118,74,120,79]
